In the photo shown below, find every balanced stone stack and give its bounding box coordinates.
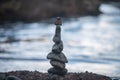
[47,17,68,80]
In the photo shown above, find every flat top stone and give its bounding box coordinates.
[55,17,62,25]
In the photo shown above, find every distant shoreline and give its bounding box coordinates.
[0,0,100,24]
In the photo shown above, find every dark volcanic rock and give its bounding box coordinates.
[0,0,100,23]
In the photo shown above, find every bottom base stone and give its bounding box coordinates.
[48,67,67,76]
[49,74,65,80]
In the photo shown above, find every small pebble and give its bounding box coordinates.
[0,74,6,80]
[6,75,22,80]
[113,79,119,80]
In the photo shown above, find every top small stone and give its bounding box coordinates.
[55,17,62,25]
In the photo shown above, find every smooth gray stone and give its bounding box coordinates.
[53,25,61,43]
[53,36,61,43]
[52,41,63,53]
[50,60,65,69]
[0,74,6,80]
[47,52,68,63]
[6,75,22,80]
[48,67,67,76]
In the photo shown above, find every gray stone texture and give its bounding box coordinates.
[50,60,65,69]
[52,42,63,53]
[47,52,68,63]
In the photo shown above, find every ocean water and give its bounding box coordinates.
[0,3,120,77]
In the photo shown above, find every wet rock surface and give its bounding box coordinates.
[0,71,113,80]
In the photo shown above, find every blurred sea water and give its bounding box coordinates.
[0,3,120,77]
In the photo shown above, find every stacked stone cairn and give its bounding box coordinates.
[47,17,68,80]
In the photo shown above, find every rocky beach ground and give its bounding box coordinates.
[0,71,113,80]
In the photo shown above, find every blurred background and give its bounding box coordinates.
[0,0,120,77]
